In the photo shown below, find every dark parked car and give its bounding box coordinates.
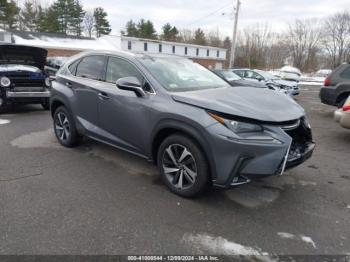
[233,69,300,96]
[320,63,350,107]
[50,51,315,197]
[0,44,51,112]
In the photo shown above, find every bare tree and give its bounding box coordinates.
[287,18,322,72]
[178,29,194,43]
[235,23,271,68]
[323,11,350,68]
[207,28,223,47]
[84,11,95,38]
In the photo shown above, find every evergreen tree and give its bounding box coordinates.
[137,19,157,39]
[125,20,138,37]
[50,0,77,34]
[161,23,178,41]
[20,0,38,32]
[39,6,60,33]
[70,0,85,36]
[93,7,111,37]
[193,28,207,45]
[0,0,20,29]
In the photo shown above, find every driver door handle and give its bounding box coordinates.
[98,92,110,100]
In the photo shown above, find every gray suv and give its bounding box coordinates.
[50,51,315,197]
[320,63,350,107]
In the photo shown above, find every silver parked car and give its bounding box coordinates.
[50,51,315,197]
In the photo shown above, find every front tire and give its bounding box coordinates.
[157,134,210,198]
[41,99,50,111]
[53,106,79,147]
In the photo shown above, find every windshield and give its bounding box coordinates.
[139,57,229,92]
[218,70,241,81]
[255,70,279,80]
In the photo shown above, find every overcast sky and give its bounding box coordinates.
[35,0,350,36]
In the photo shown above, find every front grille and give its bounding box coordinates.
[9,76,45,89]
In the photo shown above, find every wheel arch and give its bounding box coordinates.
[336,91,350,106]
[50,98,66,117]
[151,120,217,180]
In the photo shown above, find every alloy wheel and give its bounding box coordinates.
[55,112,70,142]
[162,144,197,190]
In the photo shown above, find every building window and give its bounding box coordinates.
[185,47,188,55]
[217,50,220,58]
[207,49,210,57]
[196,48,199,56]
[144,43,148,52]
[128,41,132,50]
[172,46,176,54]
[159,44,162,53]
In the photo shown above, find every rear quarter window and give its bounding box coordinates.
[340,66,350,79]
[68,59,80,75]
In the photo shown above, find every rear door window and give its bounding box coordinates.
[234,70,245,78]
[76,55,107,81]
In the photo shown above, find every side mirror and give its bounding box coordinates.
[116,77,146,97]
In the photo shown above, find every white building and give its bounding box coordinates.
[120,36,227,69]
[0,30,228,69]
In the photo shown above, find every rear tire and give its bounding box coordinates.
[53,106,79,148]
[0,98,5,114]
[157,134,210,198]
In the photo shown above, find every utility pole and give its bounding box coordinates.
[229,0,241,69]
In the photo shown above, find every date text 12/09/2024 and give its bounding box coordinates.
[127,256,220,261]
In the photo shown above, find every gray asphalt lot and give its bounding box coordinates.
[0,85,349,256]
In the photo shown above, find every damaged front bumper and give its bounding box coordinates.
[206,118,315,188]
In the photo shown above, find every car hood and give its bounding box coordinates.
[0,44,47,70]
[172,87,304,123]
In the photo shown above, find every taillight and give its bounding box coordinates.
[343,105,350,112]
[324,77,331,86]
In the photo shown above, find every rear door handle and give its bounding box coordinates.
[98,92,110,100]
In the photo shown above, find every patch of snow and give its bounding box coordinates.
[0,119,10,125]
[299,81,323,86]
[298,180,317,186]
[182,233,276,261]
[277,232,296,239]
[300,236,317,249]
[347,205,350,209]
[11,129,62,149]
[277,232,317,249]
[12,34,122,52]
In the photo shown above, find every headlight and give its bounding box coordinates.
[302,116,311,129]
[208,112,263,133]
[0,76,11,87]
[45,77,51,87]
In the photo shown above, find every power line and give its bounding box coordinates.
[186,2,233,27]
